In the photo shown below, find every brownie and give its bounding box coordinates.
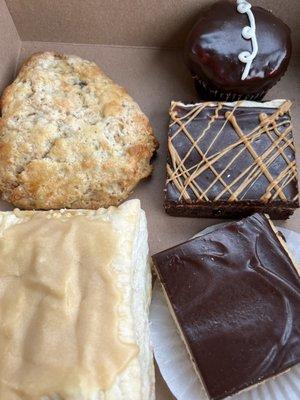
[152,214,300,400]
[165,100,299,219]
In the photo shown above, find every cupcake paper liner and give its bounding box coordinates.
[194,78,268,102]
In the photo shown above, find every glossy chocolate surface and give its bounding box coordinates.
[165,101,299,219]
[184,0,292,100]
[152,214,300,400]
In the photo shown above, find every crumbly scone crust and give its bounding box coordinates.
[0,52,158,209]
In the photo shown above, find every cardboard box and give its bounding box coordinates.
[0,1,299,398]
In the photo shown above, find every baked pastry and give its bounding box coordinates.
[184,0,292,101]
[0,52,158,210]
[165,100,299,219]
[0,199,154,399]
[152,213,300,400]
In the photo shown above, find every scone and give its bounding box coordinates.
[0,52,158,209]
[0,199,154,399]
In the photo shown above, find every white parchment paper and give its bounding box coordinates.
[150,227,300,400]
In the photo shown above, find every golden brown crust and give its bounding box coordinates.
[0,52,158,210]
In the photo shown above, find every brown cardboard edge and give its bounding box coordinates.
[0,0,21,93]
[4,0,300,53]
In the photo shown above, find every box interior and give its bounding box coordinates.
[4,0,300,51]
[1,1,300,397]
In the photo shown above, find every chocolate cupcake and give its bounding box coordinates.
[184,0,292,101]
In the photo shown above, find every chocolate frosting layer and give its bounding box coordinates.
[153,214,300,400]
[184,0,292,100]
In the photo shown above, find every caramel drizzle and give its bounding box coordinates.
[167,101,299,203]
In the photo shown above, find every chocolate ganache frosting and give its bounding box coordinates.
[152,214,300,400]
[184,0,292,101]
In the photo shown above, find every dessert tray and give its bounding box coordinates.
[0,0,299,398]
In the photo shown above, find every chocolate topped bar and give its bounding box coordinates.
[152,214,300,400]
[165,100,299,219]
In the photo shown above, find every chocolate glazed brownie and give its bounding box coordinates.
[152,213,300,400]
[165,100,299,219]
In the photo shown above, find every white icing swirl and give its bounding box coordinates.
[237,0,258,80]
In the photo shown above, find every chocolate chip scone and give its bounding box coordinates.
[0,52,158,209]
